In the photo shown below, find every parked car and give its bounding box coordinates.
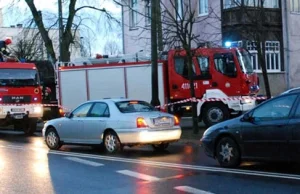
[42,99,182,153]
[281,87,300,95]
[200,91,300,167]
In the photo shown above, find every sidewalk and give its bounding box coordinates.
[178,117,207,145]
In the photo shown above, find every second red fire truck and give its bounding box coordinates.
[54,46,260,127]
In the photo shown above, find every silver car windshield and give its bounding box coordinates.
[115,101,156,113]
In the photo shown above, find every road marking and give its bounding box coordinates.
[65,157,104,167]
[2,144,300,181]
[117,170,160,181]
[174,186,214,194]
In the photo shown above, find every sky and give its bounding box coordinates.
[0,0,122,56]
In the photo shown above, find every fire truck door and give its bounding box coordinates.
[171,57,201,99]
[211,53,241,96]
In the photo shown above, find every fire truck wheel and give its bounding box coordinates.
[203,103,229,127]
[23,119,37,136]
[45,127,62,150]
[14,122,22,130]
[104,131,122,154]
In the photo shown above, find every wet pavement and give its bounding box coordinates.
[1,130,300,194]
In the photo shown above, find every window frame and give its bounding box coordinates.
[88,102,110,118]
[174,56,196,79]
[291,0,300,13]
[199,0,208,16]
[223,0,241,9]
[71,102,93,118]
[130,0,138,28]
[213,53,237,78]
[145,0,151,26]
[250,94,298,121]
[175,0,183,20]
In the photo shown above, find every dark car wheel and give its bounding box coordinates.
[216,137,240,168]
[45,128,62,150]
[152,143,169,151]
[104,131,122,154]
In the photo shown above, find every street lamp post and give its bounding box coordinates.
[58,0,63,62]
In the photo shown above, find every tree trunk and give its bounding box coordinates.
[151,0,160,106]
[257,40,271,99]
[186,50,198,134]
[25,0,56,62]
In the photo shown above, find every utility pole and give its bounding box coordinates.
[58,0,63,62]
[150,0,160,107]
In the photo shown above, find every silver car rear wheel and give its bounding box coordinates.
[104,132,121,153]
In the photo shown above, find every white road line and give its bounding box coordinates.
[117,170,161,181]
[65,157,104,167]
[174,186,214,194]
[2,144,300,181]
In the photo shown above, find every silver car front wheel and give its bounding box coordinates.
[104,132,121,153]
[45,128,62,150]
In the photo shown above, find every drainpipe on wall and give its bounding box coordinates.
[122,4,125,54]
[284,0,290,89]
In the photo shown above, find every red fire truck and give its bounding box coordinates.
[55,47,260,127]
[0,62,43,135]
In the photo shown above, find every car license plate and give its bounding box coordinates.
[14,115,23,119]
[154,117,171,126]
[11,108,25,112]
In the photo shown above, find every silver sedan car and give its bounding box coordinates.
[42,99,182,153]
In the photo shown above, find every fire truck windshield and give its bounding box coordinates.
[0,69,40,87]
[236,49,254,74]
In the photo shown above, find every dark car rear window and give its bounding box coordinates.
[115,101,156,113]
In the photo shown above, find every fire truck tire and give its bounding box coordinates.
[202,103,229,127]
[23,118,37,136]
[14,122,22,130]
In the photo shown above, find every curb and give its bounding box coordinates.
[178,139,201,145]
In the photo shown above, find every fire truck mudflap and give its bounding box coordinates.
[0,104,43,135]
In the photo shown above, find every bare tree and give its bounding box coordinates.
[103,40,121,55]
[3,0,121,63]
[222,0,272,98]
[160,0,214,133]
[10,28,44,61]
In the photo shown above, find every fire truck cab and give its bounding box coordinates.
[0,62,43,135]
[167,47,259,126]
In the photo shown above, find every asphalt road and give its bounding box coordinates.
[1,130,300,194]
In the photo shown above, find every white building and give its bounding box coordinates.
[0,9,81,61]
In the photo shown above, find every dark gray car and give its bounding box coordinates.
[200,92,300,167]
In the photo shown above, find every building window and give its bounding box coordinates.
[175,0,183,20]
[291,0,300,12]
[246,41,281,72]
[263,0,279,8]
[223,0,241,9]
[199,0,208,16]
[130,0,138,28]
[244,0,279,8]
[145,0,151,26]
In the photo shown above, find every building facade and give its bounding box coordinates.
[122,0,300,95]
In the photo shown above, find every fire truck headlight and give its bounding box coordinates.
[34,106,43,113]
[240,98,252,104]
